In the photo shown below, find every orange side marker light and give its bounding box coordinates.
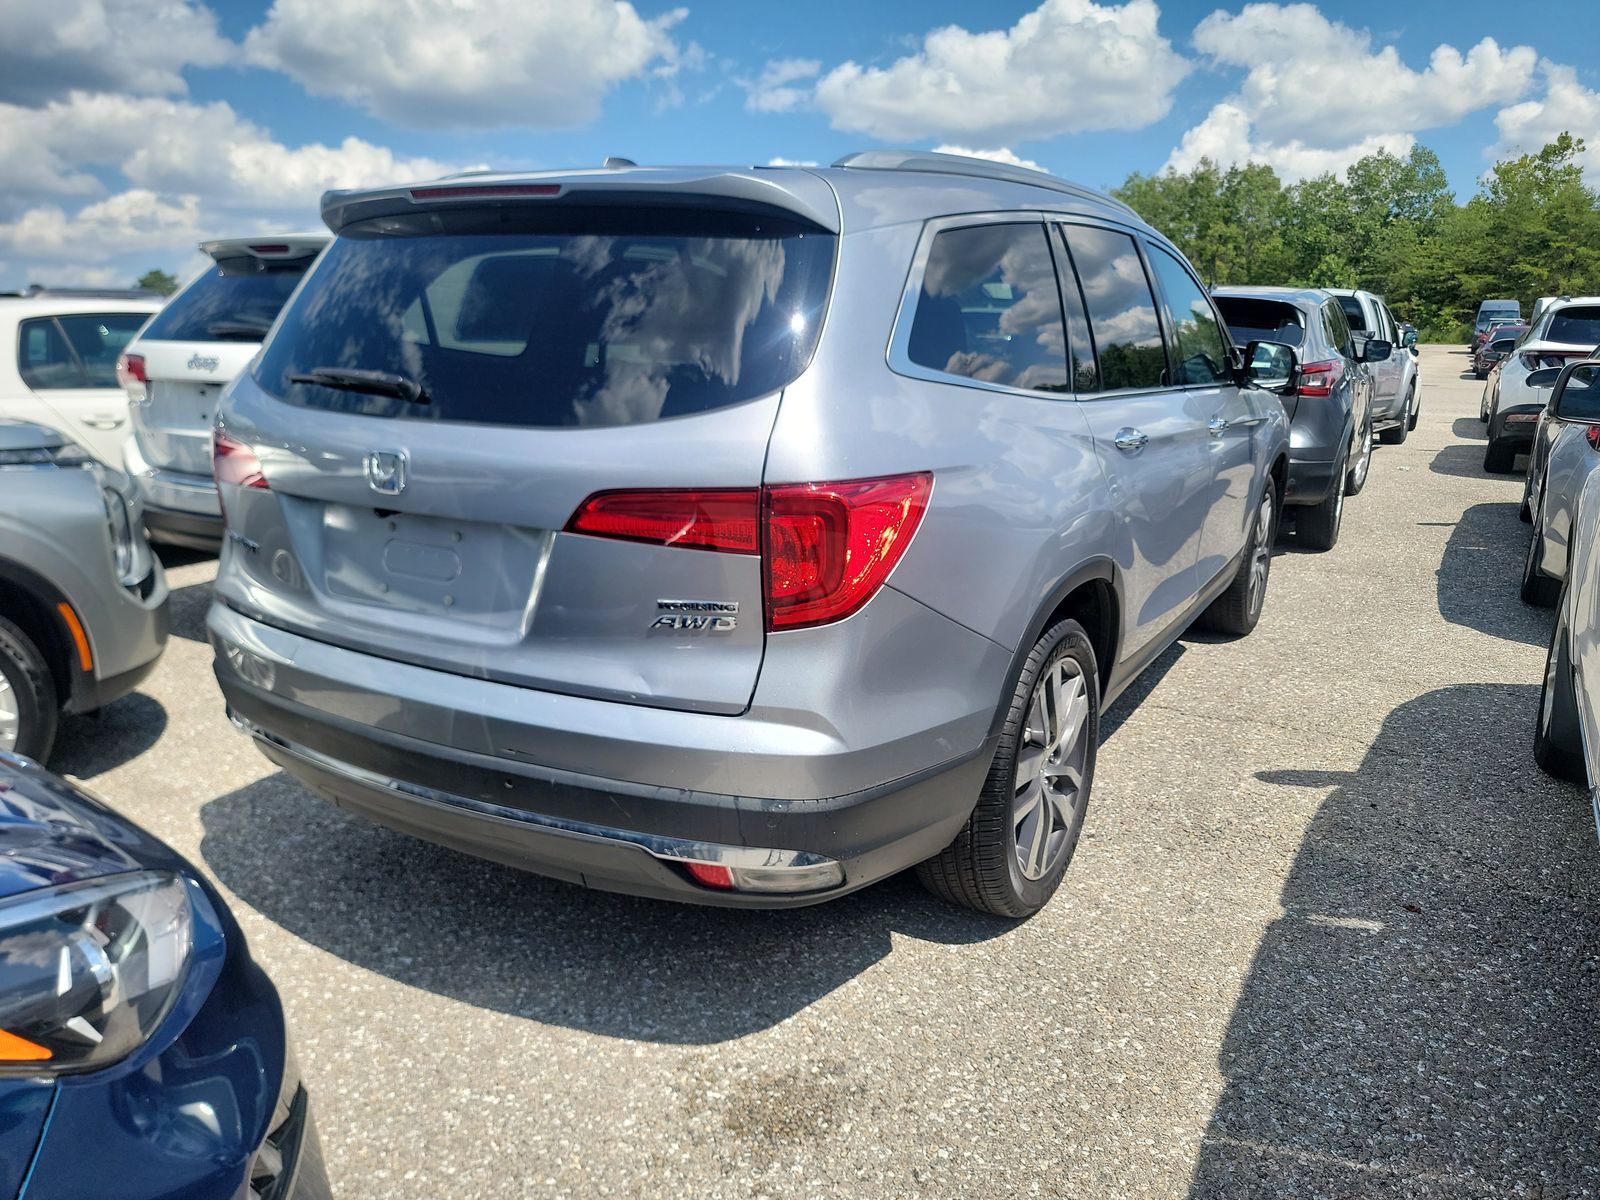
[55,603,92,672]
[0,1029,51,1062]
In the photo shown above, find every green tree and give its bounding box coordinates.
[136,269,178,296]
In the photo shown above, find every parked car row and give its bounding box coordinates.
[1479,296,1600,472]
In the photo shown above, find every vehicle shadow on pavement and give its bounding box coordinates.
[48,692,168,780]
[198,771,1011,1044]
[1449,416,1486,443]
[1435,502,1552,647]
[165,579,214,643]
[1190,683,1600,1198]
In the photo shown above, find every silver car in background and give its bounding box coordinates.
[209,151,1289,918]
[1521,364,1599,606]
[0,421,168,762]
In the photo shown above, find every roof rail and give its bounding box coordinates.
[832,148,1139,218]
[0,285,161,300]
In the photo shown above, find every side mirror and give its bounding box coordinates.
[1552,360,1600,421]
[1361,339,1393,363]
[1489,338,1518,355]
[1401,330,1418,349]
[1240,339,1299,393]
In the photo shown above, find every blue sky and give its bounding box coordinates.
[3,0,1598,290]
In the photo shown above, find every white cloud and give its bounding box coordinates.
[1164,102,1414,182]
[0,191,205,263]
[0,0,232,102]
[244,0,685,128]
[16,263,127,289]
[932,146,1046,172]
[767,157,820,167]
[743,58,821,114]
[807,0,1190,143]
[1491,62,1600,184]
[1169,4,1537,178]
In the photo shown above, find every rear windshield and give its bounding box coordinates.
[1336,294,1368,332]
[140,255,318,343]
[1214,297,1304,348]
[254,208,836,429]
[1546,306,1600,347]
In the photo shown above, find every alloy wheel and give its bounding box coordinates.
[1013,657,1090,881]
[0,673,17,752]
[1247,492,1274,617]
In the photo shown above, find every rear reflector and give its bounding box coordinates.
[685,862,734,889]
[566,473,933,631]
[566,489,759,554]
[213,430,269,491]
[410,183,562,201]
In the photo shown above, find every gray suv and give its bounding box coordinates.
[209,151,1290,916]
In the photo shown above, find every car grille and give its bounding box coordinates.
[249,1085,310,1199]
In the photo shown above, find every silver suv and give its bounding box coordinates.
[209,151,1291,916]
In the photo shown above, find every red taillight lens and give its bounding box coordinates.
[1587,426,1600,451]
[1296,359,1340,398]
[764,473,932,630]
[684,862,734,889]
[115,352,146,387]
[566,472,933,631]
[212,430,268,491]
[566,489,759,554]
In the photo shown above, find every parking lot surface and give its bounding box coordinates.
[50,344,1600,1198]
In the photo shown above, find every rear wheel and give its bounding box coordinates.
[1196,480,1277,636]
[917,619,1097,918]
[1521,526,1561,608]
[1379,386,1413,444]
[1344,415,1373,496]
[1535,589,1585,782]
[0,616,57,763]
[1484,437,1517,473]
[1296,454,1345,552]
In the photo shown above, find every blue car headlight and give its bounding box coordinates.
[0,872,193,1074]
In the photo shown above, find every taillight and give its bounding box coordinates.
[566,489,759,553]
[115,352,146,388]
[1297,359,1341,398]
[213,430,268,491]
[566,472,933,632]
[1523,351,1582,371]
[1587,426,1600,451]
[764,474,932,629]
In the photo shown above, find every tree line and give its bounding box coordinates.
[1112,133,1600,342]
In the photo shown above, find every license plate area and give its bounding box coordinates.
[149,380,220,427]
[319,504,551,634]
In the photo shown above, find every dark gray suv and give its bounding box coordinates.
[209,151,1291,917]
[1214,286,1381,551]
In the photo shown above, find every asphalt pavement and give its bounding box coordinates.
[50,343,1600,1198]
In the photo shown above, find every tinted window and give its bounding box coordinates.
[1050,227,1099,391]
[1215,297,1304,349]
[1337,294,1368,333]
[1322,303,1355,357]
[1147,249,1229,385]
[1557,362,1600,421]
[1547,306,1600,347]
[908,223,1068,392]
[17,313,149,390]
[256,208,835,428]
[141,255,317,343]
[1062,225,1166,391]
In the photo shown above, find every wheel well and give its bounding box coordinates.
[1270,454,1288,504]
[1041,578,1117,697]
[0,576,70,706]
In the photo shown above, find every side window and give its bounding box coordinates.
[906,223,1068,393]
[56,313,148,387]
[16,317,84,390]
[1323,303,1354,358]
[1061,224,1167,391]
[1145,246,1230,386]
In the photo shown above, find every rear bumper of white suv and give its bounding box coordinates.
[208,598,1002,907]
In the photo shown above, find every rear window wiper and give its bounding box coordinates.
[207,321,271,341]
[288,367,430,405]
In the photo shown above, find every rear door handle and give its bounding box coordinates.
[1208,417,1229,437]
[82,415,125,430]
[1113,428,1149,453]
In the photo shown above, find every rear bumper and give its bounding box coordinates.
[143,504,224,551]
[122,439,221,541]
[226,695,991,908]
[1284,453,1338,506]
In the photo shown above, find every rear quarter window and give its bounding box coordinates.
[1215,297,1305,349]
[255,208,836,428]
[1547,306,1600,347]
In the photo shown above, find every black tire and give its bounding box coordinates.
[1344,416,1372,497]
[1521,527,1561,608]
[917,618,1098,918]
[1408,391,1420,431]
[1379,387,1412,444]
[1483,437,1517,473]
[1519,479,1533,523]
[1297,455,1345,552]
[1535,589,1585,782]
[1196,478,1278,636]
[0,615,57,762]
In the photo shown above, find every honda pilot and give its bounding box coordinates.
[209,151,1291,917]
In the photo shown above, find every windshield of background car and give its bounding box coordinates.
[1337,295,1368,332]
[1545,306,1600,346]
[254,207,836,428]
[138,255,317,343]
[1215,297,1305,348]
[17,312,151,389]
